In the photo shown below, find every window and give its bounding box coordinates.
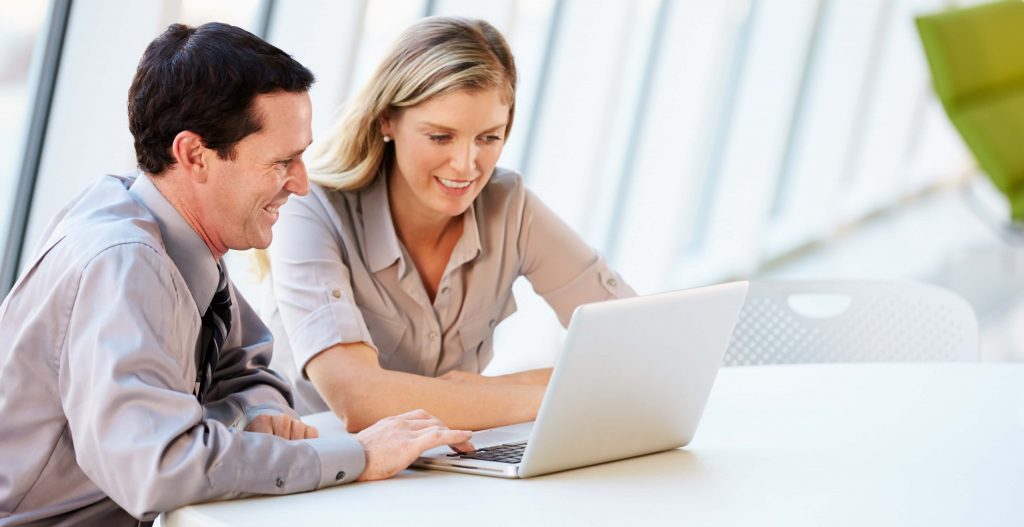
[0,0,49,267]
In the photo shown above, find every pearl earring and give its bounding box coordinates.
[383,135,392,143]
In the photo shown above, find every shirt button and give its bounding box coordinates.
[275,477,285,488]
[606,277,618,288]
[335,470,346,481]
[429,331,438,341]
[331,289,342,299]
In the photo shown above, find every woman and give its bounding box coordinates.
[267,16,634,432]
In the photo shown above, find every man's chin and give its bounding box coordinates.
[238,233,272,252]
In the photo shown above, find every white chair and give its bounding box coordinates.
[724,280,979,366]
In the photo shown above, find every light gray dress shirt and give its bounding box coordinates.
[0,173,364,526]
[267,168,635,414]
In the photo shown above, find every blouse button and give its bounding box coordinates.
[429,331,438,341]
[331,289,342,299]
[441,286,450,295]
[606,277,618,288]
[488,319,496,329]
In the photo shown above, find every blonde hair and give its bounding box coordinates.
[255,16,518,278]
[308,16,517,191]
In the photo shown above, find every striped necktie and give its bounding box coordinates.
[196,265,232,403]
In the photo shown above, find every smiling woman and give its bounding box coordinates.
[263,16,636,431]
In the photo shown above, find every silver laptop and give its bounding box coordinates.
[413,281,749,478]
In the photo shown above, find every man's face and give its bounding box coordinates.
[200,91,312,252]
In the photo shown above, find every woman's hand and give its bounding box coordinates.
[438,370,493,384]
[439,368,552,386]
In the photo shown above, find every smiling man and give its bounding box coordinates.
[0,23,470,526]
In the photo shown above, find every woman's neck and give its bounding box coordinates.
[387,171,461,251]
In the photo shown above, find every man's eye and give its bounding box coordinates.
[277,159,293,167]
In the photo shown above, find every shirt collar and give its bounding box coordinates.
[361,174,483,275]
[449,200,482,270]
[129,172,220,313]
[362,174,405,274]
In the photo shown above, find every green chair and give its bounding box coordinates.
[916,1,1024,221]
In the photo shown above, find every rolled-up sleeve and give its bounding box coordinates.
[60,244,365,520]
[517,188,636,327]
[269,194,375,377]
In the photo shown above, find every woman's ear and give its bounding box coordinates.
[378,111,394,139]
[170,130,209,183]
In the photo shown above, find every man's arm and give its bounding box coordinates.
[307,342,546,433]
[61,244,468,520]
[203,277,307,434]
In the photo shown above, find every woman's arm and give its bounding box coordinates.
[439,368,552,386]
[307,342,546,432]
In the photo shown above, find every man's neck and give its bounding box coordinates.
[148,171,226,261]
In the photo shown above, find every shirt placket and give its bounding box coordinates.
[396,257,444,376]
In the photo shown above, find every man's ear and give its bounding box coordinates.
[170,131,208,182]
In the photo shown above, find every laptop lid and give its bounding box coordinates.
[517,281,748,477]
[414,281,748,478]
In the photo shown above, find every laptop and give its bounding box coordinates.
[413,281,749,478]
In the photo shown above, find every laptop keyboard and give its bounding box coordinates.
[448,441,527,464]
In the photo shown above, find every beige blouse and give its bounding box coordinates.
[266,168,635,414]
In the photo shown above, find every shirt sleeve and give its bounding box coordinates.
[202,272,299,428]
[59,243,365,521]
[517,188,637,327]
[268,193,375,378]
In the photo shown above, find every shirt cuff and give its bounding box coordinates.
[303,435,366,487]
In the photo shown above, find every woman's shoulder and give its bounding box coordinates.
[480,167,526,203]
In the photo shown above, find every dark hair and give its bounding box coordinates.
[128,22,315,174]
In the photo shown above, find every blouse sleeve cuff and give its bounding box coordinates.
[289,302,377,379]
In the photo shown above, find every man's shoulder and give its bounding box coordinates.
[37,175,169,269]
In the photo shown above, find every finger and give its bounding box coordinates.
[402,416,446,431]
[272,414,292,438]
[288,418,305,440]
[245,415,272,434]
[305,424,320,439]
[449,440,475,453]
[416,428,473,450]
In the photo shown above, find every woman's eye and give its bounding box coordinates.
[481,135,504,144]
[429,134,452,144]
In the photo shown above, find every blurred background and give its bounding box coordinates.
[2,0,1021,374]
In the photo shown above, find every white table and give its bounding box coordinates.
[163,364,1024,526]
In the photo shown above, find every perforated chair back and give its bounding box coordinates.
[724,280,978,366]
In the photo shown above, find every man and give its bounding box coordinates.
[0,23,471,526]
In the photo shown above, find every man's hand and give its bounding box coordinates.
[355,409,473,481]
[245,413,319,440]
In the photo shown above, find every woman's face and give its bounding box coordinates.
[382,87,510,223]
